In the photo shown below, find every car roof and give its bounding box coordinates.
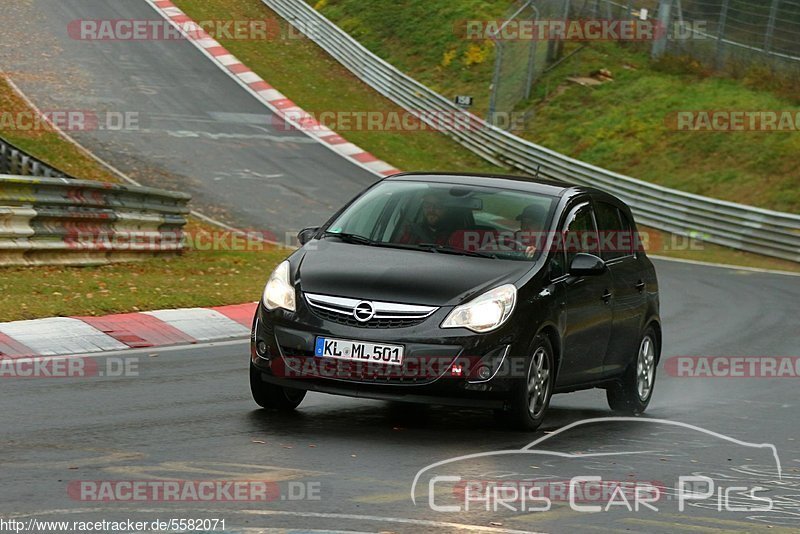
[385,171,585,198]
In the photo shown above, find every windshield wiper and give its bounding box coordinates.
[322,233,495,258]
[321,232,376,245]
[417,243,497,259]
[322,233,424,252]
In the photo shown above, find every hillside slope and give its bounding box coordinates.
[309,0,799,213]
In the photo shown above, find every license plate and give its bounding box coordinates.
[315,337,404,366]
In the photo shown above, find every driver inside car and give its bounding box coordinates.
[515,203,546,257]
[397,192,454,246]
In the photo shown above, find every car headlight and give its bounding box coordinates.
[441,284,517,333]
[262,261,296,312]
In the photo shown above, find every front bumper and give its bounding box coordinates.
[250,299,524,408]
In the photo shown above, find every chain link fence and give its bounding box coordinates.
[488,1,540,125]
[653,0,800,75]
[489,0,799,125]
[488,0,648,126]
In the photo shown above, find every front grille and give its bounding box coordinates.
[304,293,437,329]
[310,307,426,328]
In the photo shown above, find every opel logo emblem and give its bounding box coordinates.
[353,301,375,322]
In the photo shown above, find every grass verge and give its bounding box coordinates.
[306,0,799,214]
[0,220,286,323]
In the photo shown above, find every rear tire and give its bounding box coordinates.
[502,334,554,431]
[250,363,306,411]
[607,326,658,415]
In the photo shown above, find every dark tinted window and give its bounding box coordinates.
[563,203,598,266]
[594,201,627,261]
[618,208,641,256]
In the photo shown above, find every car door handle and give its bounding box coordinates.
[601,289,613,303]
[635,280,646,292]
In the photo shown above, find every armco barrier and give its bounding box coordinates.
[263,0,800,263]
[0,136,67,178]
[0,174,190,266]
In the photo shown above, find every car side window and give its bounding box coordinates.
[562,203,599,267]
[616,209,642,257]
[594,201,627,262]
[549,248,566,280]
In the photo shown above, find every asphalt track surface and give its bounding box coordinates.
[1,1,800,533]
[0,0,378,237]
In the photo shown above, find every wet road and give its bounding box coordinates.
[2,260,798,533]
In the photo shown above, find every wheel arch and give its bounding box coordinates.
[536,323,562,381]
[645,317,662,364]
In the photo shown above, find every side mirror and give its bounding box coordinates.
[569,253,607,276]
[297,227,319,246]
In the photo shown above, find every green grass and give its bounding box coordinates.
[307,0,504,114]
[526,43,800,213]
[0,221,287,322]
[306,1,800,214]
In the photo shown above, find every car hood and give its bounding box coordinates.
[296,240,533,306]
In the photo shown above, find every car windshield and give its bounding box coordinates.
[323,180,558,261]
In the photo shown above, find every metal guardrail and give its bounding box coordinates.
[0,174,191,266]
[263,0,800,263]
[0,136,68,178]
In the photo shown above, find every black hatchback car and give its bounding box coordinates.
[250,173,660,430]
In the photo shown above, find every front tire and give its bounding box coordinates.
[250,363,306,410]
[503,335,554,431]
[607,326,658,415]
